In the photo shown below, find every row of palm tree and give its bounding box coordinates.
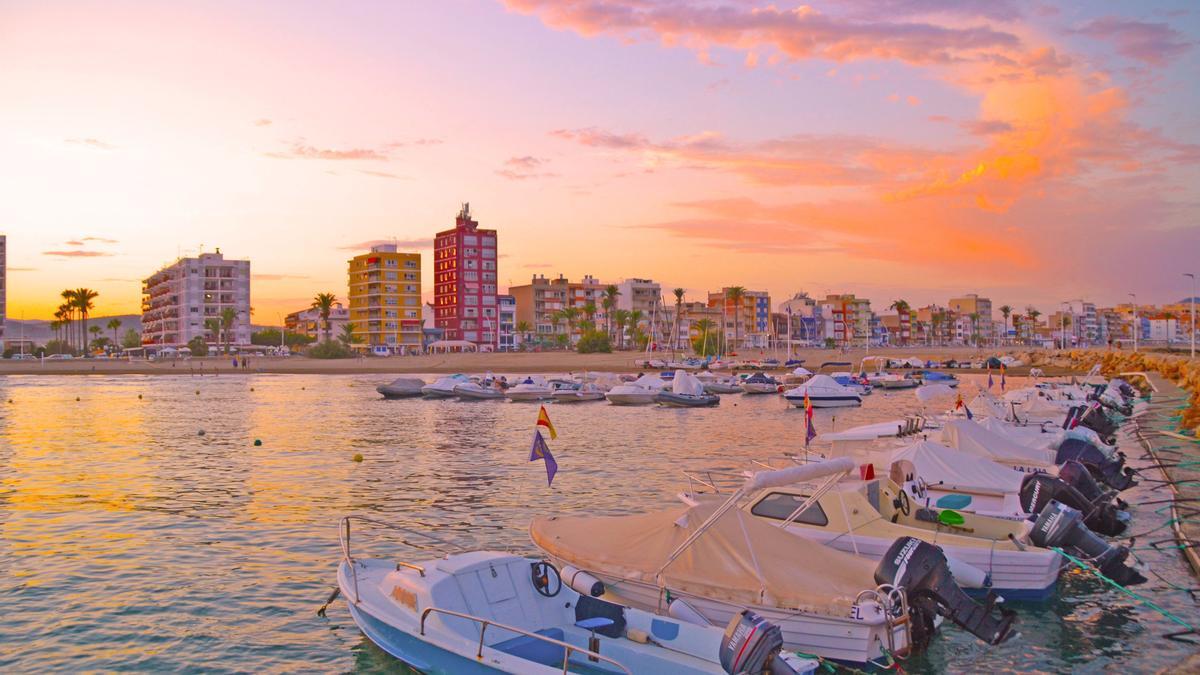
[51,288,100,353]
[203,307,240,354]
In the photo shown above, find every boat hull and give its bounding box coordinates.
[655,393,720,407]
[506,391,554,401]
[378,387,424,399]
[552,392,605,403]
[741,383,780,394]
[785,395,862,408]
[606,392,658,405]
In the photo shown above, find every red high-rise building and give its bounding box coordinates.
[433,203,499,348]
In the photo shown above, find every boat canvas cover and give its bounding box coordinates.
[888,440,1026,494]
[968,392,1011,419]
[792,374,854,396]
[939,420,1056,467]
[672,371,706,395]
[632,373,667,390]
[975,417,1060,450]
[530,502,874,618]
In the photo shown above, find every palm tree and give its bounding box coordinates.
[514,320,532,349]
[72,288,99,354]
[613,309,630,350]
[50,319,62,344]
[888,300,910,345]
[965,312,979,346]
[582,301,597,325]
[220,307,237,355]
[930,312,943,346]
[694,318,716,356]
[204,318,221,348]
[725,286,746,350]
[629,309,645,348]
[311,292,337,343]
[88,325,102,352]
[338,322,361,347]
[999,305,1012,344]
[60,290,76,350]
[107,318,122,347]
[602,285,620,339]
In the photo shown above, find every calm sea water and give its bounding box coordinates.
[0,373,1197,673]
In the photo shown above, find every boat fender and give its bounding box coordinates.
[561,565,605,597]
[944,554,990,589]
[625,628,650,644]
[667,597,712,626]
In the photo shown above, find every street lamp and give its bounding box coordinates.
[1186,273,1196,359]
[1129,293,1138,353]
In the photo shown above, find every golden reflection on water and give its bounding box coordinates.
[0,373,1195,672]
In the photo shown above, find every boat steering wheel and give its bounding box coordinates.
[895,490,912,517]
[531,561,562,597]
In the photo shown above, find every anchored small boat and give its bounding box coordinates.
[696,372,742,395]
[656,371,720,407]
[422,375,469,398]
[606,373,667,406]
[455,379,507,401]
[783,375,863,408]
[741,372,782,394]
[336,517,819,674]
[552,383,606,403]
[506,376,556,402]
[377,377,426,399]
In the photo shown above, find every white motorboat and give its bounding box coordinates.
[336,517,819,675]
[606,373,667,406]
[506,376,556,402]
[655,371,720,407]
[378,377,426,398]
[783,375,863,408]
[741,372,782,394]
[532,460,1015,663]
[696,372,742,395]
[939,419,1058,475]
[552,383,607,403]
[422,374,469,398]
[455,380,507,401]
[781,367,813,385]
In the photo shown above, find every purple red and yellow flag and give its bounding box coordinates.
[536,405,557,440]
[530,429,558,486]
[804,392,816,447]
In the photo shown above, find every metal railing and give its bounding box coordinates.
[338,515,467,603]
[419,607,632,675]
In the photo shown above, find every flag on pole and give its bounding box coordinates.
[530,429,558,486]
[804,392,816,447]
[955,393,974,420]
[987,367,994,390]
[1000,364,1007,390]
[536,405,557,440]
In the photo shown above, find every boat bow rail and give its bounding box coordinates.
[418,607,634,675]
[338,515,468,603]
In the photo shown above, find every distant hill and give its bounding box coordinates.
[2,314,275,344]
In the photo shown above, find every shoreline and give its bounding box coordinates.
[0,347,1090,377]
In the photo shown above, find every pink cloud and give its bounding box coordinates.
[66,138,115,150]
[495,155,557,180]
[338,238,433,250]
[44,250,113,257]
[265,143,387,160]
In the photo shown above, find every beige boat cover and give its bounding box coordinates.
[530,502,876,618]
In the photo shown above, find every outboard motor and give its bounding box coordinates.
[1055,438,1137,491]
[719,610,803,675]
[1029,501,1146,586]
[1058,460,1126,510]
[1020,472,1127,536]
[875,537,1016,650]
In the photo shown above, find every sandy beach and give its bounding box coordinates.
[0,346,1087,376]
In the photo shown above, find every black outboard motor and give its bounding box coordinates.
[719,610,803,675]
[1029,501,1146,586]
[1056,438,1137,491]
[1070,405,1120,445]
[1019,472,1127,536]
[1058,460,1127,509]
[875,537,1016,650]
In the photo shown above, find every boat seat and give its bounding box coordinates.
[491,627,565,666]
[574,595,626,638]
[936,494,973,509]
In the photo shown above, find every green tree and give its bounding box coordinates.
[515,320,532,350]
[968,312,981,347]
[999,305,1012,344]
[107,317,122,347]
[602,285,620,338]
[582,301,597,325]
[121,328,142,349]
[553,306,580,345]
[60,290,75,350]
[576,330,611,353]
[672,288,685,353]
[187,335,209,357]
[88,325,102,352]
[629,309,645,348]
[338,322,362,347]
[220,307,237,354]
[888,300,911,346]
[725,286,745,351]
[612,309,631,350]
[311,292,338,343]
[691,318,724,356]
[252,329,314,348]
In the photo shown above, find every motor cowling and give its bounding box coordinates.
[1028,501,1146,586]
[874,537,1016,649]
[719,610,799,675]
[1055,439,1137,491]
[1019,472,1127,536]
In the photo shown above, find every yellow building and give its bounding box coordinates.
[347,244,422,353]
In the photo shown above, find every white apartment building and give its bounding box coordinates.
[616,278,667,343]
[141,250,251,347]
[498,294,517,351]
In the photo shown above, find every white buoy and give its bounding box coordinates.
[561,565,604,597]
[945,554,989,589]
[667,597,711,626]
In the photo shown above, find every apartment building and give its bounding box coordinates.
[141,249,251,347]
[510,274,568,339]
[433,203,499,348]
[948,294,994,343]
[347,244,422,353]
[707,288,771,348]
[285,302,349,341]
[819,294,872,345]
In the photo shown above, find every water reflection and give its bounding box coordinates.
[0,373,1194,672]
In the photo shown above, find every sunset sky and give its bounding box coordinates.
[2,1,1198,322]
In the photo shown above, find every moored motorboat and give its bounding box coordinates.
[656,371,720,407]
[552,383,607,403]
[422,374,469,398]
[455,380,507,401]
[606,373,667,406]
[696,372,742,395]
[783,375,863,408]
[377,377,426,398]
[506,376,556,402]
[741,371,782,394]
[337,517,819,675]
